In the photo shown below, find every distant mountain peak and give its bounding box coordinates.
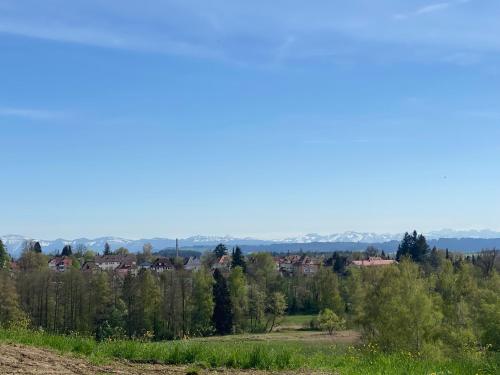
[3,229,500,257]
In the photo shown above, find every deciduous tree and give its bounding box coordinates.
[0,240,9,269]
[190,267,214,335]
[266,292,287,332]
[318,308,345,335]
[0,271,27,328]
[228,266,248,332]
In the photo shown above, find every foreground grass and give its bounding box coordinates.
[0,329,498,374]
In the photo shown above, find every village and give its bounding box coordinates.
[43,249,396,277]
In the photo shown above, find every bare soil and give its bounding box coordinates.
[0,343,333,375]
[196,330,361,344]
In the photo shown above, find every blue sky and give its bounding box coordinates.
[1,0,499,239]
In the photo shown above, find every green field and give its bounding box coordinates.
[280,314,316,329]
[1,328,498,374]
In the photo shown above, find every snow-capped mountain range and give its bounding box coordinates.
[2,229,500,257]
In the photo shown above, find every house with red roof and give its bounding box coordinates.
[48,256,73,272]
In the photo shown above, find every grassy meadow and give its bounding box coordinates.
[1,328,498,374]
[280,314,316,329]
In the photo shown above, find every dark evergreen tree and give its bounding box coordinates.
[212,269,233,335]
[332,252,348,274]
[381,250,386,259]
[365,246,379,257]
[413,233,430,263]
[214,243,228,259]
[231,246,246,271]
[61,245,72,256]
[396,231,429,263]
[104,242,111,255]
[396,232,415,261]
[33,241,42,254]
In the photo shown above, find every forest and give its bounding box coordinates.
[0,231,499,360]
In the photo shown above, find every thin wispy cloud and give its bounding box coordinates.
[0,21,222,60]
[416,3,451,15]
[0,0,494,66]
[0,107,66,120]
[394,0,472,20]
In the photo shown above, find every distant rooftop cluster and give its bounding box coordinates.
[44,254,202,277]
[8,252,398,277]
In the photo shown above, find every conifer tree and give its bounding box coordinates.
[414,233,430,263]
[396,231,429,263]
[33,241,42,253]
[231,246,246,271]
[212,269,232,335]
[396,231,415,260]
[62,245,72,256]
[104,242,111,255]
[332,252,348,274]
[214,243,228,259]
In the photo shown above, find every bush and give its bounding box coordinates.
[318,309,345,335]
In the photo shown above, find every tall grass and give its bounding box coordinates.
[0,328,498,374]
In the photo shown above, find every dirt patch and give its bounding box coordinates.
[0,343,333,375]
[196,330,361,345]
[0,343,183,374]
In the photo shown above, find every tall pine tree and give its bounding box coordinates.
[231,246,246,271]
[33,241,42,253]
[396,231,429,263]
[413,233,430,263]
[62,245,72,256]
[104,242,112,255]
[212,269,233,335]
[214,244,228,259]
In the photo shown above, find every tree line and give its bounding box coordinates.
[0,233,498,355]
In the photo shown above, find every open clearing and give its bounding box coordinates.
[1,328,497,375]
[0,343,330,375]
[193,329,361,344]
